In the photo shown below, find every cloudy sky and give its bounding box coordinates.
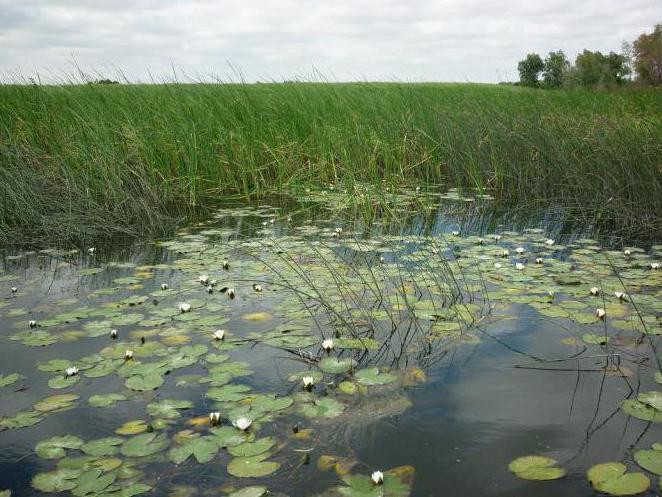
[0,0,658,83]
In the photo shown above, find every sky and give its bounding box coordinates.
[0,0,659,83]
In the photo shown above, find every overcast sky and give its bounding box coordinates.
[0,0,659,83]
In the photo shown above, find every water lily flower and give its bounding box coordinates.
[269,218,275,224]
[213,329,225,341]
[199,275,209,284]
[302,376,315,390]
[88,247,96,254]
[379,256,385,264]
[222,259,230,270]
[545,239,555,246]
[110,329,118,339]
[415,186,421,193]
[209,280,217,287]
[179,302,191,313]
[262,221,268,226]
[207,285,214,294]
[335,227,343,234]
[515,263,525,270]
[515,247,525,255]
[125,350,134,360]
[10,287,17,293]
[65,366,79,377]
[500,250,509,257]
[253,284,263,292]
[371,471,384,485]
[535,258,543,264]
[209,412,221,426]
[624,249,632,256]
[431,247,439,255]
[322,338,334,352]
[451,230,460,236]
[615,291,627,301]
[287,217,292,222]
[493,235,502,242]
[494,263,502,269]
[233,417,252,431]
[28,320,37,328]
[548,290,555,299]
[160,283,169,290]
[651,262,660,270]
[478,238,484,245]
[227,288,236,299]
[590,287,600,296]
[596,308,606,320]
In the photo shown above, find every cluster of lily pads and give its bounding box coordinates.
[1,195,662,496]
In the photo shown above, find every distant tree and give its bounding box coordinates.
[571,50,629,87]
[633,23,662,85]
[542,50,570,88]
[518,53,544,87]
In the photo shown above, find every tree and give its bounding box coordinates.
[542,50,570,88]
[518,53,544,87]
[633,23,662,85]
[571,50,629,87]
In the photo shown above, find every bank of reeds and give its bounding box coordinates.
[1,82,660,244]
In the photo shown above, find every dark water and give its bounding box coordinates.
[1,191,660,497]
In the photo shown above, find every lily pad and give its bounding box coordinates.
[227,453,280,478]
[228,487,268,497]
[120,433,169,457]
[228,437,275,457]
[81,437,124,457]
[36,435,84,459]
[587,462,650,495]
[508,455,566,481]
[355,367,396,386]
[146,399,194,419]
[72,469,116,497]
[319,357,357,374]
[0,373,21,388]
[32,469,82,493]
[634,445,662,475]
[299,398,345,419]
[89,393,127,408]
[168,436,219,464]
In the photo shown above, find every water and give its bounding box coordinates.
[1,189,661,497]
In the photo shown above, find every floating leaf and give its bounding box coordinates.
[319,357,357,374]
[299,398,345,418]
[168,436,219,464]
[115,420,148,436]
[634,445,662,475]
[125,373,164,391]
[36,435,84,459]
[120,433,169,457]
[227,453,280,478]
[81,437,124,457]
[34,394,79,412]
[0,373,21,388]
[227,487,268,497]
[72,469,116,497]
[508,455,566,481]
[622,400,662,422]
[207,384,252,402]
[32,469,81,493]
[0,410,44,429]
[228,437,275,457]
[146,399,194,419]
[587,462,650,495]
[638,391,662,411]
[89,393,127,408]
[48,375,80,390]
[210,426,248,448]
[355,367,396,386]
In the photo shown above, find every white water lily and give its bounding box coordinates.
[500,250,509,258]
[110,329,118,339]
[596,308,606,319]
[207,285,214,294]
[232,417,252,431]
[160,283,169,290]
[178,302,191,313]
[222,259,230,270]
[213,329,225,341]
[199,275,209,284]
[451,230,460,236]
[65,366,79,377]
[431,247,439,255]
[545,238,555,246]
[379,256,385,264]
[253,284,263,292]
[335,227,343,234]
[615,291,627,301]
[209,412,221,425]
[371,471,384,485]
[548,290,555,299]
[125,350,134,360]
[227,288,236,299]
[493,235,502,242]
[535,258,543,264]
[415,186,421,193]
[287,217,292,222]
[589,287,600,296]
[624,249,632,256]
[322,338,335,352]
[88,247,96,254]
[515,247,525,255]
[651,262,660,270]
[478,238,484,245]
[493,262,502,269]
[28,320,37,328]
[10,287,17,293]
[261,221,268,227]
[515,263,525,270]
[302,376,315,390]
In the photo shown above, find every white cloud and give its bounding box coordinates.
[0,0,658,82]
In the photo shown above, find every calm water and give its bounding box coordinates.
[1,190,660,497]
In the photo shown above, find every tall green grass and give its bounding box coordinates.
[0,82,660,244]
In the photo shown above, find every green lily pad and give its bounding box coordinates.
[355,367,396,386]
[319,357,357,374]
[587,462,650,495]
[48,375,80,389]
[508,455,566,481]
[32,469,82,493]
[34,394,79,412]
[125,373,164,391]
[36,435,84,459]
[0,373,21,388]
[146,399,193,419]
[228,486,268,497]
[582,333,610,345]
[168,436,219,464]
[210,426,249,448]
[622,400,662,422]
[206,384,252,402]
[0,410,44,429]
[634,445,662,475]
[120,433,169,457]
[81,437,124,457]
[89,393,127,408]
[72,469,116,497]
[638,391,662,411]
[227,453,280,478]
[228,437,275,457]
[299,398,345,418]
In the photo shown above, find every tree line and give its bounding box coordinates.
[517,23,662,88]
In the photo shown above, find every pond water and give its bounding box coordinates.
[1,187,661,497]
